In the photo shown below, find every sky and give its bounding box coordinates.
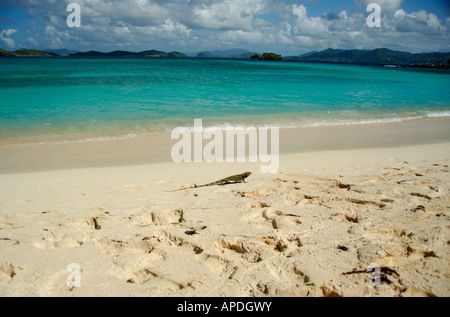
[0,0,449,55]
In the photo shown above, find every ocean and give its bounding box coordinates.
[0,57,449,144]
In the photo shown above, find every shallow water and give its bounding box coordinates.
[0,57,449,144]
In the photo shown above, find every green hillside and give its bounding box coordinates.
[285,48,450,66]
[0,49,59,57]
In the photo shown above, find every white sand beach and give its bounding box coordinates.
[0,118,449,297]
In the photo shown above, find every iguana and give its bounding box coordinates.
[167,172,252,192]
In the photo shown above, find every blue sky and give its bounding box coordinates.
[0,0,449,54]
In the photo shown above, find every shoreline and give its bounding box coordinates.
[1,109,449,147]
[0,117,449,174]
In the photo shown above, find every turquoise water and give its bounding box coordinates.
[0,57,449,144]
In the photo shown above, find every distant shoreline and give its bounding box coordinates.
[2,47,450,69]
[409,64,450,70]
[1,117,448,174]
[3,55,450,72]
[2,57,449,73]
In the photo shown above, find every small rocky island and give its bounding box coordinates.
[250,52,282,61]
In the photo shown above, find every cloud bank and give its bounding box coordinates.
[0,28,17,48]
[1,0,449,54]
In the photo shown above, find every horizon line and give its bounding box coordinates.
[3,47,450,56]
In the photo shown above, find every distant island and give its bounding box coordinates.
[1,47,449,68]
[284,48,450,67]
[0,48,186,58]
[0,49,58,57]
[45,49,80,56]
[69,49,187,58]
[250,53,283,61]
[194,48,257,59]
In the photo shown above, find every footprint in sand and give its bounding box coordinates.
[262,209,302,229]
[31,270,73,296]
[95,236,155,256]
[128,208,187,228]
[271,216,302,229]
[91,205,104,211]
[402,287,437,297]
[102,232,201,293]
[195,253,237,278]
[110,250,165,285]
[0,262,23,285]
[246,201,271,209]
[214,236,288,263]
[235,187,274,199]
[33,228,91,250]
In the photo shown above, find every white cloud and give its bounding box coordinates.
[282,1,449,53]
[394,9,406,18]
[136,19,192,41]
[3,29,17,37]
[291,4,327,37]
[390,9,445,35]
[0,29,17,49]
[2,0,449,54]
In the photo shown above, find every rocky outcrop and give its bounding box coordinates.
[250,53,282,61]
